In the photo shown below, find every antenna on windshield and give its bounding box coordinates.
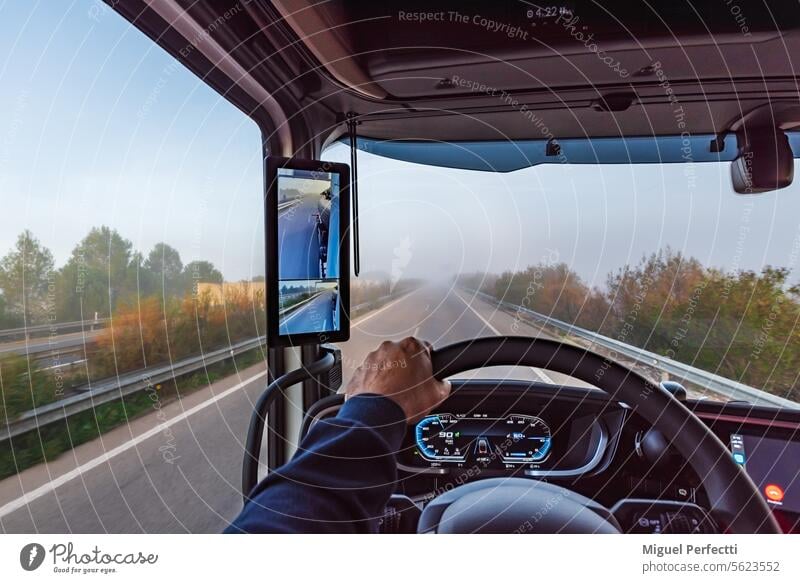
[345,112,361,276]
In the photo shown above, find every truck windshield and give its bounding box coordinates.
[324,142,800,407]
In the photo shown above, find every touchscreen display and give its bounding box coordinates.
[276,167,342,336]
[730,433,800,513]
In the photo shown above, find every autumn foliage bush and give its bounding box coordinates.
[0,355,67,421]
[93,284,265,379]
[477,247,800,402]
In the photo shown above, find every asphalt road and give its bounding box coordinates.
[0,330,102,357]
[278,193,329,280]
[279,289,338,335]
[0,284,590,533]
[339,284,591,387]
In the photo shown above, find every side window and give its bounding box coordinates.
[0,4,264,479]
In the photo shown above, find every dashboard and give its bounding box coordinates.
[302,380,800,533]
[396,386,616,478]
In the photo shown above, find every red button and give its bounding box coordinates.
[764,484,784,502]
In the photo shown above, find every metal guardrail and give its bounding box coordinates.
[0,336,267,443]
[0,318,109,342]
[279,290,325,316]
[0,289,415,443]
[466,289,799,410]
[350,292,401,318]
[0,335,99,360]
[277,199,301,211]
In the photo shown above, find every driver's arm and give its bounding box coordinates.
[224,338,450,533]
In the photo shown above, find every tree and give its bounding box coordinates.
[182,260,223,295]
[57,226,137,321]
[0,294,9,328]
[144,243,183,297]
[604,247,706,351]
[493,262,608,329]
[0,230,55,325]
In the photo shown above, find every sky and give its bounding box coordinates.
[326,144,800,289]
[0,1,265,282]
[3,1,800,288]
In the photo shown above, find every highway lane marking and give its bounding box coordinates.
[528,366,556,385]
[352,288,420,328]
[280,291,322,325]
[0,369,268,520]
[454,291,556,385]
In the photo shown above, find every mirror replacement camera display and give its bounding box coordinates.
[277,167,341,336]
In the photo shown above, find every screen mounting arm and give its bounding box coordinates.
[241,347,338,500]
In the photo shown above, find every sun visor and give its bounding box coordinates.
[344,134,800,173]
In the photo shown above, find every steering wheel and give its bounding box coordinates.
[418,336,779,534]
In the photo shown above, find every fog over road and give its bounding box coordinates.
[0,284,591,533]
[339,284,592,387]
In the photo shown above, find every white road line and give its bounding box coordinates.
[529,366,555,385]
[280,296,315,325]
[0,369,268,520]
[454,291,556,385]
[454,290,501,335]
[352,288,420,327]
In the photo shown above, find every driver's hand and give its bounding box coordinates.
[345,337,451,424]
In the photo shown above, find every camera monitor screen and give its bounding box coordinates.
[266,157,350,346]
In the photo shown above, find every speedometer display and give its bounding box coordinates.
[415,413,552,467]
[415,414,468,461]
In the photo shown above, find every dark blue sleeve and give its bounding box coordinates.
[225,394,407,533]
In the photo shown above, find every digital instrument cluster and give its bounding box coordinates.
[413,413,552,469]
